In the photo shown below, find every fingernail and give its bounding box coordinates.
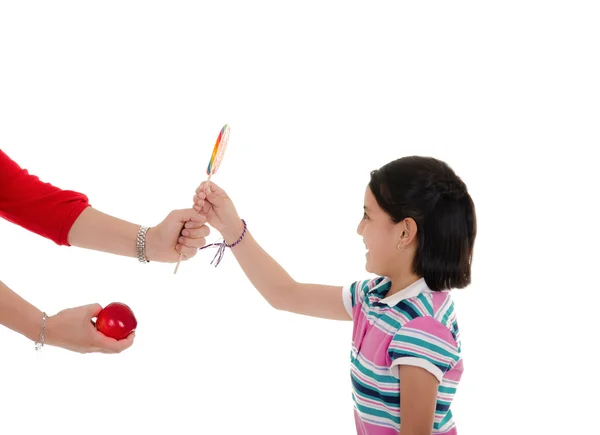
[182,230,188,236]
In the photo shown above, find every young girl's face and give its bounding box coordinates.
[357,186,401,276]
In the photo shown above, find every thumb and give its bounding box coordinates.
[173,208,207,224]
[205,181,227,203]
[86,303,103,317]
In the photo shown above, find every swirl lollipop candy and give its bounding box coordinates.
[206,124,230,185]
[174,124,231,274]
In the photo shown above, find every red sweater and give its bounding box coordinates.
[0,149,90,246]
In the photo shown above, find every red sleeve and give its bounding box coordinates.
[0,149,91,246]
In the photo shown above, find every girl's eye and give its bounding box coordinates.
[363,213,369,220]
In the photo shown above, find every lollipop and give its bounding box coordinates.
[206,124,230,184]
[173,124,231,274]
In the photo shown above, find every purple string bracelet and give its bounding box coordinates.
[199,219,247,267]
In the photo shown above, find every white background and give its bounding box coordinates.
[1,1,598,434]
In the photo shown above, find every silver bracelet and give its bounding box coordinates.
[35,312,48,351]
[136,225,150,263]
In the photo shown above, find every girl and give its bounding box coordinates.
[190,156,476,435]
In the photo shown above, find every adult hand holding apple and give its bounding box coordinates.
[43,303,135,354]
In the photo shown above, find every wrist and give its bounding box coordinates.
[221,218,245,244]
[138,225,152,262]
[41,314,59,347]
[34,312,50,350]
[24,308,45,343]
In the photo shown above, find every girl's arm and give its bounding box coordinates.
[221,221,350,321]
[398,365,438,435]
[389,317,460,435]
[193,182,350,321]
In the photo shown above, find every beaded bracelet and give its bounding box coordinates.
[199,219,247,267]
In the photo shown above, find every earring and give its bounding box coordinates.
[397,244,404,251]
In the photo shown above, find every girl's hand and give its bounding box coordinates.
[193,182,244,241]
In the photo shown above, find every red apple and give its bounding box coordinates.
[95,302,137,340]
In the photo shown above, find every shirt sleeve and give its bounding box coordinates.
[387,316,460,382]
[342,279,373,319]
[0,149,90,246]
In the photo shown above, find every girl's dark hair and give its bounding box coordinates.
[369,156,477,291]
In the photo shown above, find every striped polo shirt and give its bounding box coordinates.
[342,276,463,435]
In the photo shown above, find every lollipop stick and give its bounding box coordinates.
[173,252,183,274]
